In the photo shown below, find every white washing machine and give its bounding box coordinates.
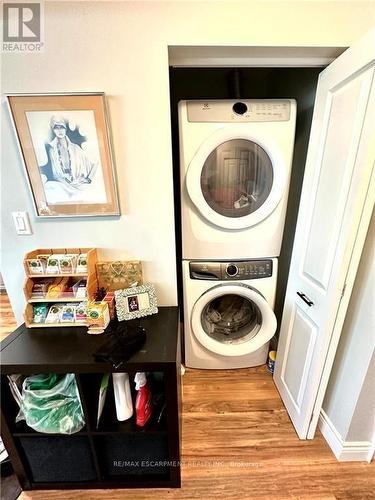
[183,258,277,369]
[179,99,297,259]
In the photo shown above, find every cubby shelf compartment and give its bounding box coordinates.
[79,371,168,436]
[16,435,98,484]
[0,308,181,490]
[94,433,170,479]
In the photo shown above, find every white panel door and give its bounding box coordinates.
[274,28,375,439]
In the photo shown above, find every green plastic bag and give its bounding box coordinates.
[16,374,85,434]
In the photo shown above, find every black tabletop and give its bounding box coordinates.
[0,307,179,374]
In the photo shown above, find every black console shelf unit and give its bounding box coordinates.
[0,307,181,490]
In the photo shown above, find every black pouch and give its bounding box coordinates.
[93,323,146,369]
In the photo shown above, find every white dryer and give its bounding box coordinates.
[179,99,297,259]
[183,259,277,369]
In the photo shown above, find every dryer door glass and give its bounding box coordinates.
[201,293,262,344]
[200,139,274,218]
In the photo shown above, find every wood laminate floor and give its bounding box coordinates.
[0,292,17,341]
[1,295,374,500]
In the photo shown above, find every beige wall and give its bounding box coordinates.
[323,209,375,444]
[347,352,375,442]
[2,1,375,323]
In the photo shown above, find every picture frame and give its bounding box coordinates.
[115,283,158,321]
[7,92,120,217]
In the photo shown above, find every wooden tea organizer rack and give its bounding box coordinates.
[23,248,98,328]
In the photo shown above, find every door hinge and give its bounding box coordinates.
[341,283,347,298]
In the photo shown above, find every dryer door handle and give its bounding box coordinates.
[297,291,314,307]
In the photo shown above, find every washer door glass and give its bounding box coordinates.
[201,293,262,344]
[200,139,274,218]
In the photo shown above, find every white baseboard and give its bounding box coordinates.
[319,410,374,462]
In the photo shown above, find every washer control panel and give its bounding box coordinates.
[190,260,273,280]
[187,99,292,123]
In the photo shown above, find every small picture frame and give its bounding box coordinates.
[115,283,158,321]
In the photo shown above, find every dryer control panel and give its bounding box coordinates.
[187,99,293,123]
[190,260,273,280]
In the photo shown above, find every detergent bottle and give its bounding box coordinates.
[112,373,133,421]
[134,372,153,427]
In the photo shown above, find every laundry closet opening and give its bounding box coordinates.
[169,66,322,334]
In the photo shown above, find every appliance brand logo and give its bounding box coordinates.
[2,2,44,52]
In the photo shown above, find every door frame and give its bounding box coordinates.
[169,46,348,68]
[168,40,372,440]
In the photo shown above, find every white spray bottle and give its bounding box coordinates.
[112,373,133,421]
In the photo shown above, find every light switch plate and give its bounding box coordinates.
[12,211,32,235]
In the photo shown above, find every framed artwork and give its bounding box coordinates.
[115,283,158,321]
[7,93,120,217]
